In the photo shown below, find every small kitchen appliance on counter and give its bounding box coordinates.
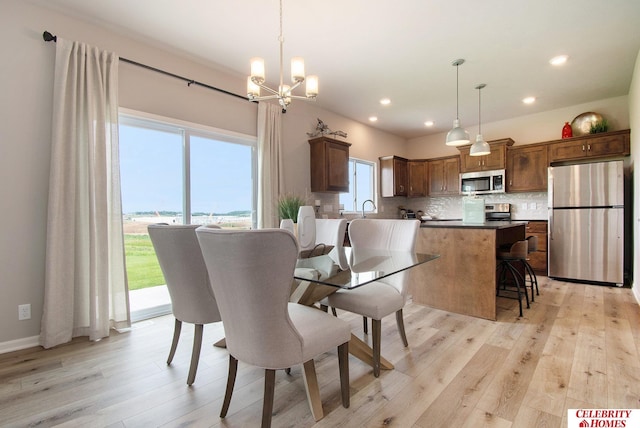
[485,203,511,221]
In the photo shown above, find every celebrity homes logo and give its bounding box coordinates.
[568,409,639,427]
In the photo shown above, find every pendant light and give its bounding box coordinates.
[470,83,490,156]
[445,59,470,146]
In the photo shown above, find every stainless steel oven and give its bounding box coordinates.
[460,169,506,195]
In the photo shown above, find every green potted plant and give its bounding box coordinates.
[278,194,304,222]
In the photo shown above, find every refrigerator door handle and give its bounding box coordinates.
[549,213,553,240]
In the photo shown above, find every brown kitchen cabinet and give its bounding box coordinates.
[547,129,630,163]
[408,160,427,197]
[458,138,514,173]
[380,156,408,197]
[526,221,547,275]
[506,143,549,192]
[428,156,460,196]
[309,136,351,192]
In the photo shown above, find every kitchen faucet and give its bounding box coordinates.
[361,199,376,218]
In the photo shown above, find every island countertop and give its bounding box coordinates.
[420,220,528,230]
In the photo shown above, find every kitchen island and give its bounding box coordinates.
[408,221,526,320]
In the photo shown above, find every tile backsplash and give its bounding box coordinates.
[312,192,548,221]
[406,192,548,221]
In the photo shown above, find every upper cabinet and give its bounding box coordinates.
[506,143,548,192]
[428,156,460,196]
[458,138,514,173]
[380,156,408,197]
[309,137,351,193]
[547,129,630,163]
[408,160,427,197]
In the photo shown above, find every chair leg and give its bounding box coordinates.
[395,309,409,347]
[302,360,323,421]
[262,369,276,428]
[372,319,381,377]
[337,342,350,408]
[504,262,526,316]
[332,307,337,317]
[220,355,238,418]
[524,260,539,297]
[363,316,368,334]
[186,324,204,386]
[167,318,182,365]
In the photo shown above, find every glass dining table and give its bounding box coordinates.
[291,247,439,372]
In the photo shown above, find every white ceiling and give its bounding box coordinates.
[30,0,640,139]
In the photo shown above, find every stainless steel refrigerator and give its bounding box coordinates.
[548,160,624,286]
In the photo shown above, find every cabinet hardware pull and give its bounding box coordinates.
[588,144,591,151]
[582,144,585,151]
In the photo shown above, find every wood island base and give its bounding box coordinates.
[409,221,526,321]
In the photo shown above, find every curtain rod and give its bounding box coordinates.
[42,31,250,102]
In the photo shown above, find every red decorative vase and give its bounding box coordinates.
[562,122,573,139]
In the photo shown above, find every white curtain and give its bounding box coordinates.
[40,38,130,349]
[257,103,284,229]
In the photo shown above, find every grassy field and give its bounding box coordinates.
[124,234,165,291]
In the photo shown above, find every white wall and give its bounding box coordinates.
[0,0,405,348]
[628,48,640,301]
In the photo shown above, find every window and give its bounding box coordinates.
[339,158,376,213]
[119,111,257,320]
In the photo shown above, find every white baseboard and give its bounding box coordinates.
[633,283,640,305]
[0,335,40,355]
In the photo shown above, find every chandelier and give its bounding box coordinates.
[247,0,318,112]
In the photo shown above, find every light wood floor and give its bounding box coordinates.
[1,277,639,427]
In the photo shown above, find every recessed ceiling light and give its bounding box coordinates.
[424,121,435,127]
[369,116,378,122]
[379,98,391,105]
[522,96,536,104]
[549,55,568,66]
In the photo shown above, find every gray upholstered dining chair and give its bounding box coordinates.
[320,218,420,377]
[147,224,222,386]
[315,218,348,270]
[195,227,350,428]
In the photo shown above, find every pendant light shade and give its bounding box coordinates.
[445,59,470,147]
[470,84,490,157]
[446,119,470,146]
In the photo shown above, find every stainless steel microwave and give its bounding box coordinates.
[460,169,506,195]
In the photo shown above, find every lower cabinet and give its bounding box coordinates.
[526,221,547,275]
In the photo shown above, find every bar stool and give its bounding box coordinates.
[496,240,530,317]
[523,235,540,301]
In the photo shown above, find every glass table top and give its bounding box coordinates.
[294,247,439,289]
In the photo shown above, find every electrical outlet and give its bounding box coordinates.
[18,304,31,320]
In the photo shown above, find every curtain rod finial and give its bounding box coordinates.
[43,31,57,42]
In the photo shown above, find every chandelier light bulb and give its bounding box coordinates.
[291,57,305,82]
[247,76,260,98]
[250,58,265,84]
[306,75,319,97]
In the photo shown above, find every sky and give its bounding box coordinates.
[119,124,253,214]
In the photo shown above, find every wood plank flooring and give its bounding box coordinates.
[1,277,639,427]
